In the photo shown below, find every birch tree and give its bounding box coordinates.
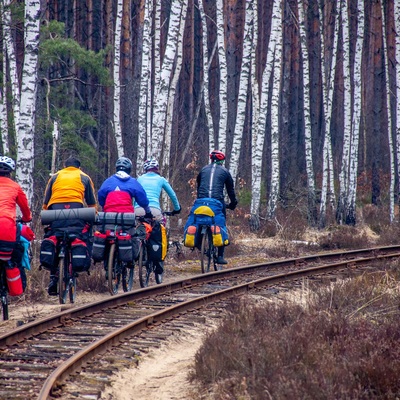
[112,0,124,157]
[381,0,395,222]
[394,1,400,217]
[230,0,253,184]
[250,0,281,227]
[15,0,41,203]
[297,0,316,224]
[215,0,228,153]
[346,0,364,225]
[319,1,339,228]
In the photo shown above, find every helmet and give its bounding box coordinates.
[0,156,15,173]
[210,150,225,162]
[143,158,159,172]
[115,157,132,173]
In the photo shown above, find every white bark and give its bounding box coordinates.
[137,0,152,172]
[395,1,400,217]
[151,0,184,158]
[381,1,395,222]
[230,0,253,183]
[198,0,215,152]
[347,0,364,224]
[297,0,316,207]
[216,0,228,153]
[16,0,41,203]
[112,0,124,157]
[51,121,59,175]
[0,9,10,154]
[338,0,352,223]
[319,0,339,225]
[251,0,281,217]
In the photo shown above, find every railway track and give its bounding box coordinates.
[0,245,399,400]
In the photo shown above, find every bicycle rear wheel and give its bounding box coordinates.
[0,267,8,321]
[200,228,213,273]
[58,256,68,304]
[138,242,150,288]
[107,243,120,295]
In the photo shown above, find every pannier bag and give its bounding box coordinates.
[117,232,134,262]
[39,235,58,270]
[211,226,223,247]
[183,225,197,248]
[5,264,23,296]
[147,222,167,262]
[71,238,91,272]
[92,231,107,263]
[0,240,15,261]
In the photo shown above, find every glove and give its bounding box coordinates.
[227,201,237,211]
[144,211,153,221]
[172,207,181,216]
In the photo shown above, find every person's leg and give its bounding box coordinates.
[217,246,228,264]
[154,261,164,274]
[48,266,58,295]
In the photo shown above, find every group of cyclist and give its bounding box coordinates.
[0,149,237,296]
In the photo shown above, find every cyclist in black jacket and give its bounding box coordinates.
[196,150,238,264]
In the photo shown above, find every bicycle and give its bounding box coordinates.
[40,208,96,305]
[94,212,136,295]
[137,211,174,288]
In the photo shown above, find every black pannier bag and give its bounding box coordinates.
[39,236,58,270]
[71,238,91,272]
[147,221,167,262]
[0,240,15,261]
[116,232,133,263]
[92,231,107,263]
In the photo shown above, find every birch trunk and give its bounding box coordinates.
[297,0,316,225]
[381,0,395,222]
[113,0,124,157]
[395,1,400,216]
[0,10,9,154]
[215,0,228,153]
[151,0,184,158]
[347,0,364,225]
[137,0,152,171]
[230,0,253,184]
[319,1,339,227]
[16,0,41,203]
[337,0,352,224]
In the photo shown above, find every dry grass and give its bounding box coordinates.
[190,265,400,399]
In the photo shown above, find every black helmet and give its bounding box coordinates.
[116,157,132,173]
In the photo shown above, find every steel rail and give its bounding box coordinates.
[1,244,399,349]
[38,250,400,399]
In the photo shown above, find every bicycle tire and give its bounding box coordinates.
[200,227,213,273]
[69,274,77,303]
[58,256,67,304]
[122,266,134,292]
[107,243,119,295]
[138,242,150,288]
[0,267,9,321]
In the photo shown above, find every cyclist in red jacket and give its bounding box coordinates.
[0,156,32,256]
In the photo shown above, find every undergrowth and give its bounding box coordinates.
[190,266,400,399]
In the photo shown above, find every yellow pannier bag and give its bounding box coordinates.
[211,226,223,247]
[184,225,197,248]
[194,206,215,216]
[160,224,167,260]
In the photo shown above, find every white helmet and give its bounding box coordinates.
[143,158,159,172]
[0,156,15,172]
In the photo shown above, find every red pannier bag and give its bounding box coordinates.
[6,264,23,296]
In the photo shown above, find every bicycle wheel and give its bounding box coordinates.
[138,242,150,288]
[107,243,120,295]
[58,256,68,304]
[1,294,8,321]
[122,265,134,292]
[69,273,77,303]
[0,267,8,321]
[200,228,213,273]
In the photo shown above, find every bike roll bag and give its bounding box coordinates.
[96,212,136,227]
[40,207,96,225]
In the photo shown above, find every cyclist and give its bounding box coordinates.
[0,155,32,257]
[42,156,97,295]
[196,150,237,264]
[134,157,181,274]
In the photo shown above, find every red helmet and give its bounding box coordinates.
[210,150,225,162]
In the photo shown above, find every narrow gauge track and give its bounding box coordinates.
[0,245,399,400]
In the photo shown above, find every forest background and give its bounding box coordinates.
[1,0,399,232]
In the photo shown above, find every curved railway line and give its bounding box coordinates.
[0,245,399,400]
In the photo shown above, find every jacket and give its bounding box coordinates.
[43,166,97,209]
[98,171,151,213]
[135,172,180,211]
[0,176,32,242]
[196,163,237,207]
